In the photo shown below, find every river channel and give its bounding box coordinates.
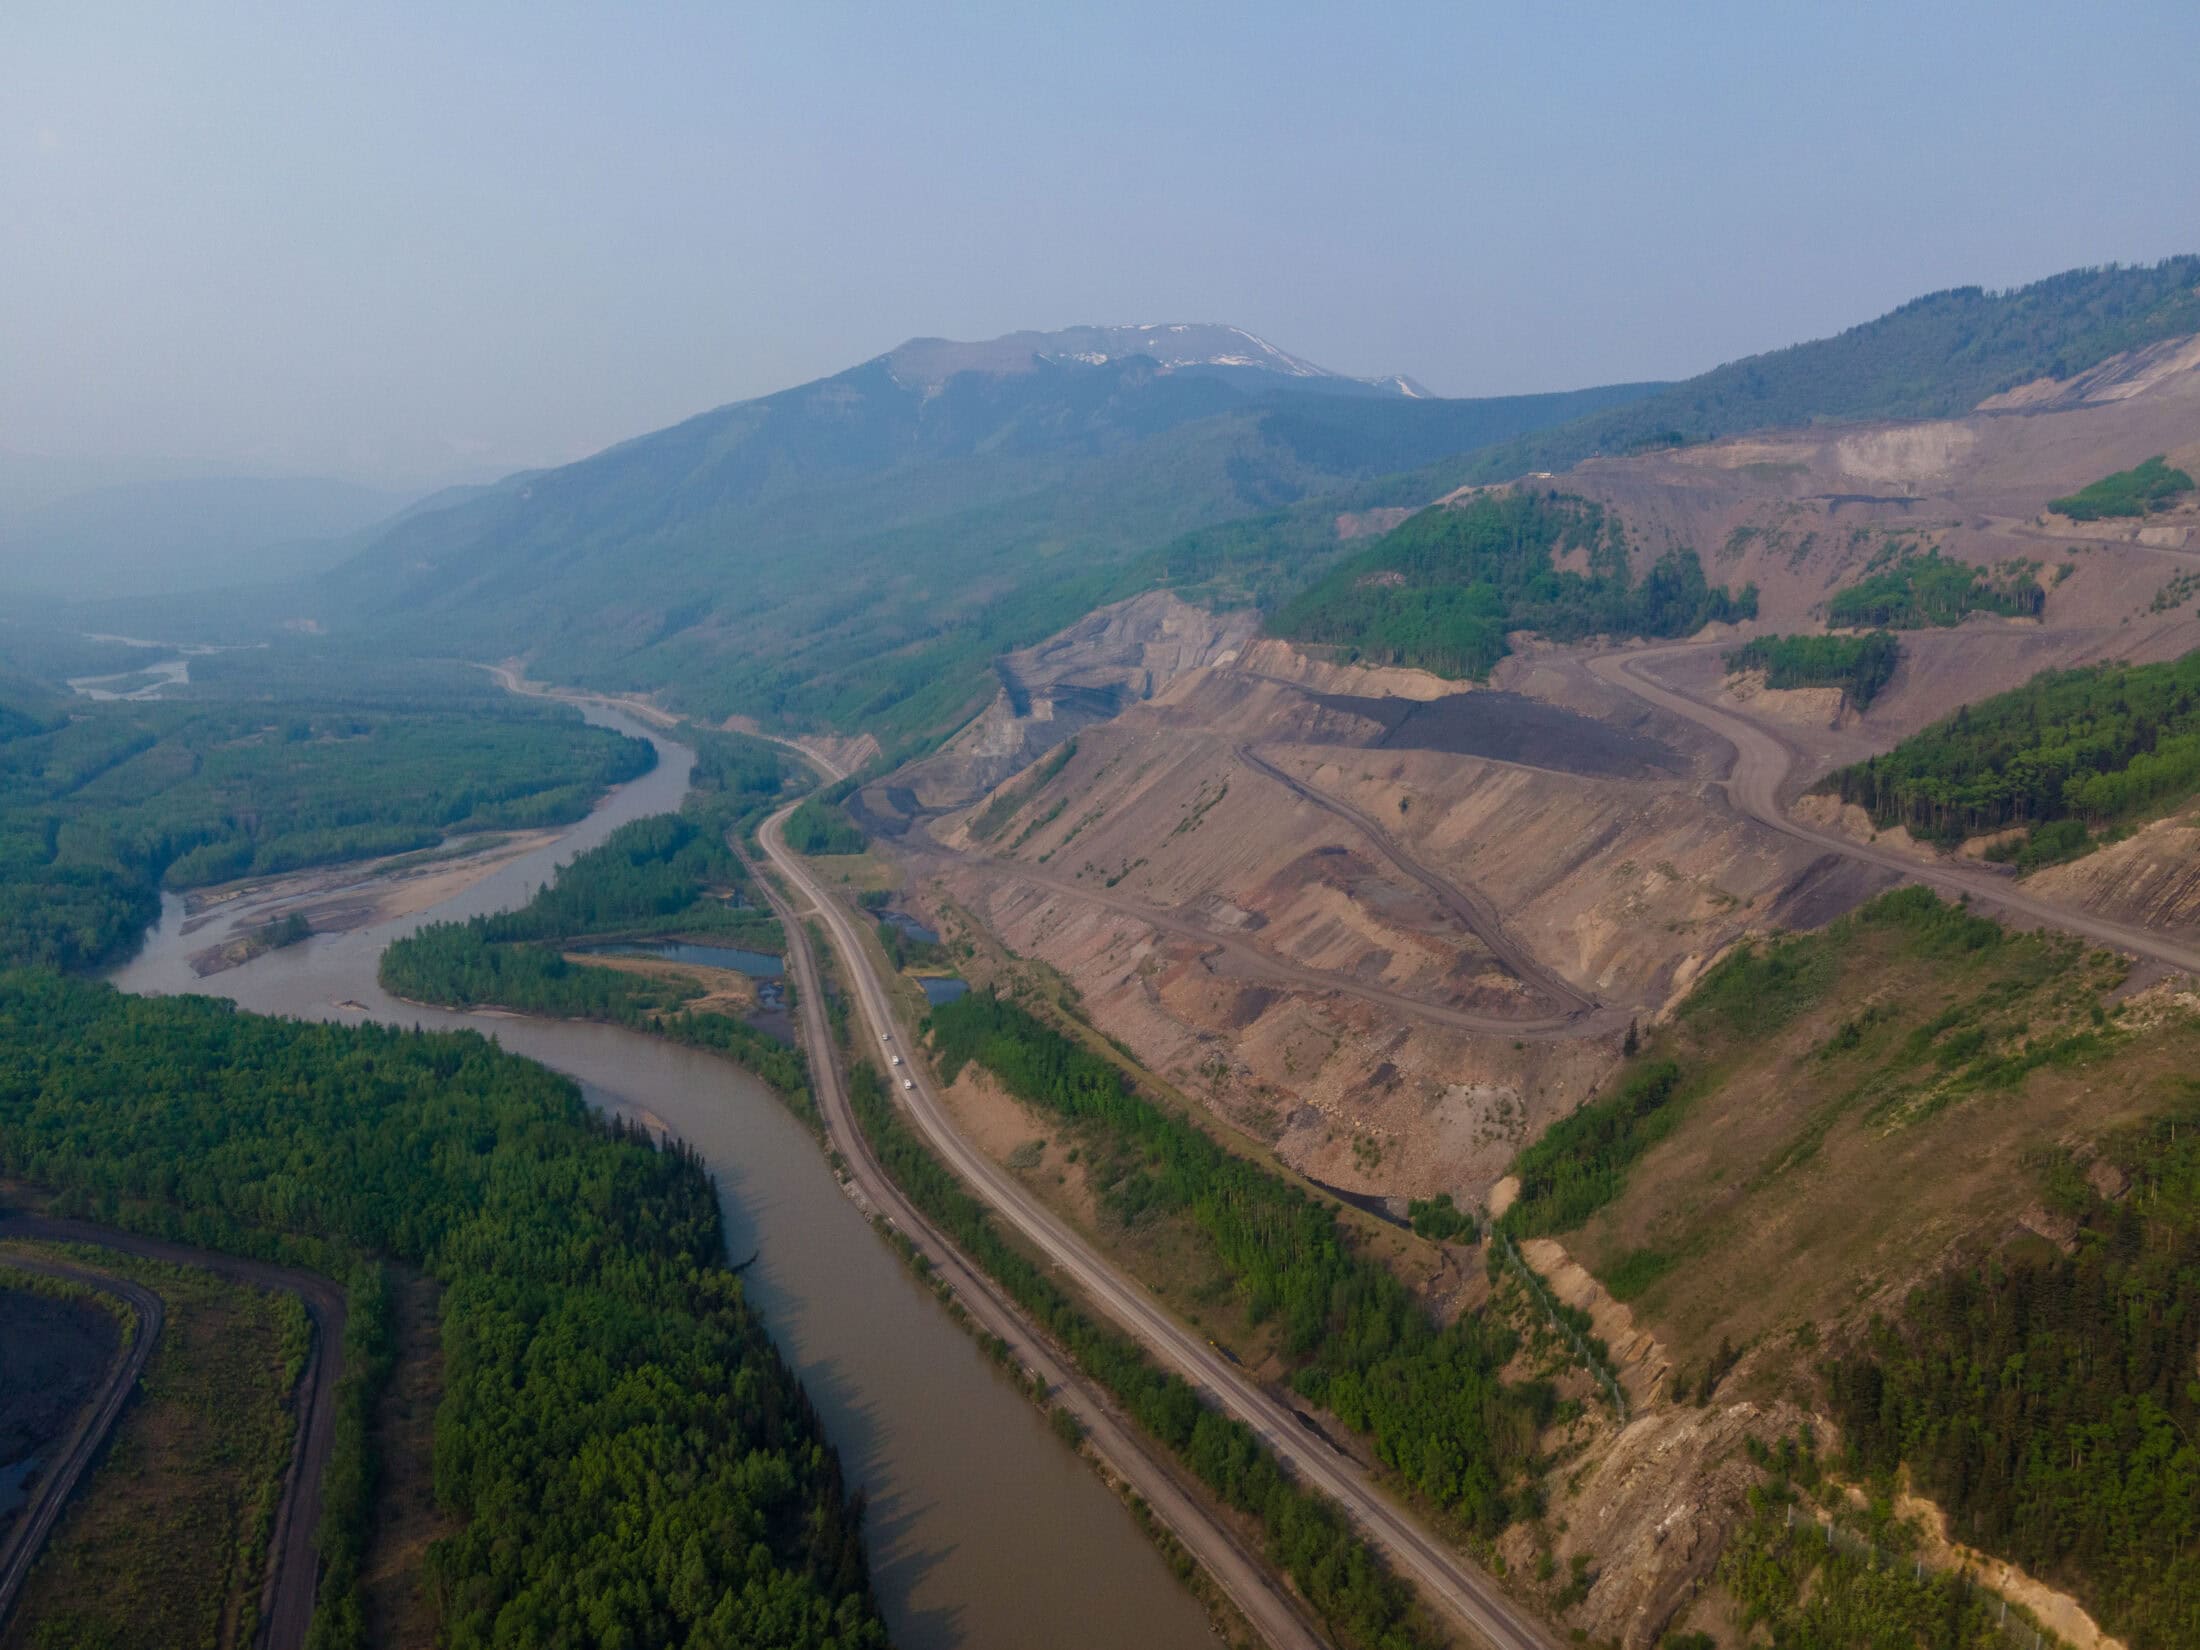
[108,706,1219,1650]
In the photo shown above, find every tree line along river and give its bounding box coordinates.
[108,705,1221,1650]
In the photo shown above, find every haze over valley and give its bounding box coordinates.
[6,7,2200,1650]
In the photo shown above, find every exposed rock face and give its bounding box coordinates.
[2024,811,2200,934]
[919,647,1890,1204]
[1520,1237,1672,1410]
[1233,636,1460,701]
[1514,1396,1806,1649]
[1716,667,1850,732]
[856,592,1256,832]
[1535,334,2200,706]
[1977,331,2200,412]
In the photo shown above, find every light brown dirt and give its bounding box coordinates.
[1715,668,1849,731]
[562,951,760,1015]
[181,831,560,975]
[1893,1485,2127,1650]
[916,647,1894,1204]
[871,591,1256,824]
[1509,1393,1806,1649]
[2022,809,2200,932]
[1231,636,1460,700]
[932,1068,1105,1230]
[1519,1237,1670,1410]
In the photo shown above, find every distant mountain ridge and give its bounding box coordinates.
[1,473,414,600]
[312,261,2200,750]
[885,323,1430,398]
[1427,257,2200,489]
[319,325,1653,740]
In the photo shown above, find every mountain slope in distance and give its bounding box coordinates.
[1,474,415,601]
[887,323,1431,397]
[1430,256,2200,488]
[320,329,1656,741]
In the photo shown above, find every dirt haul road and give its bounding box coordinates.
[760,807,1561,1650]
[1233,742,1600,1019]
[747,816,1328,1650]
[1590,642,2200,975]
[0,1254,163,1632]
[0,1216,347,1650]
[921,846,1621,1040]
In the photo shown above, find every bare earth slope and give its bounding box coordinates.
[849,332,2200,1648]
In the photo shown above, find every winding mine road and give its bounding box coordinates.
[1589,642,2200,974]
[760,807,1561,1650]
[938,850,1611,1039]
[1234,742,1600,1019]
[0,1217,347,1650]
[0,1253,163,1632]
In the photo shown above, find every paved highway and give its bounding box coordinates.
[749,811,1328,1650]
[1589,642,2200,975]
[759,805,1560,1650]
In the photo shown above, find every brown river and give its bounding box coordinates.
[109,707,1219,1650]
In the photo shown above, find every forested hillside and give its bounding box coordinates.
[1270,490,1754,677]
[319,342,1653,750]
[0,971,886,1649]
[292,263,2199,752]
[1431,258,2200,488]
[1822,646,2200,858]
[1725,632,1900,708]
[1829,1102,2200,1649]
[1495,886,2198,1646]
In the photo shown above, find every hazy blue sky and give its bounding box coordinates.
[6,1,2197,486]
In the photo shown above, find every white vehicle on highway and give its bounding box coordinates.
[891,1054,902,1065]
[903,1078,915,1090]
[881,1032,892,1044]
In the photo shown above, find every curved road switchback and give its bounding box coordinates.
[0,1216,347,1650]
[0,1254,163,1631]
[760,805,1561,1650]
[747,817,1328,1650]
[1589,642,2200,975]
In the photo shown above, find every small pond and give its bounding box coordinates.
[578,939,784,977]
[878,910,940,945]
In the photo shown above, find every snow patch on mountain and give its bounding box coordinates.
[885,324,1422,397]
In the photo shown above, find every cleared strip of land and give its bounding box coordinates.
[0,1216,345,1650]
[0,1254,163,1632]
